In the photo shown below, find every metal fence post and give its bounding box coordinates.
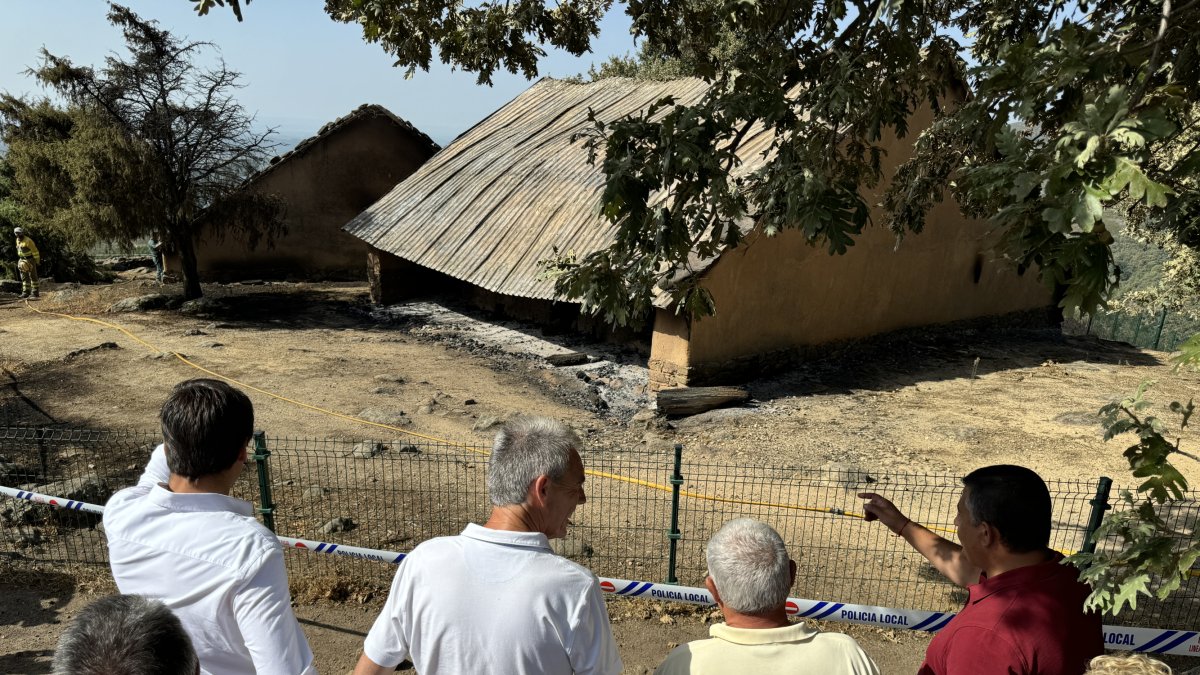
[1081,476,1113,554]
[1152,308,1168,350]
[252,430,276,533]
[36,427,48,479]
[667,443,683,584]
[1131,316,1144,346]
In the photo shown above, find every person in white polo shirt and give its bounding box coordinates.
[103,379,315,675]
[353,416,622,675]
[655,518,879,675]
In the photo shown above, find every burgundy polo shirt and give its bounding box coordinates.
[919,553,1103,675]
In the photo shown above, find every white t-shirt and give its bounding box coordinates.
[655,622,880,675]
[103,445,316,675]
[364,523,623,674]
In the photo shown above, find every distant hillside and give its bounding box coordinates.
[1111,227,1171,295]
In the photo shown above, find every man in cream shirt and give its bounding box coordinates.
[656,519,879,675]
[104,379,315,675]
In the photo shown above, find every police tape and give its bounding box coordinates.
[4,485,1199,657]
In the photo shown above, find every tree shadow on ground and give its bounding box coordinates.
[0,649,54,674]
[0,569,75,629]
[746,322,1161,404]
[185,286,373,331]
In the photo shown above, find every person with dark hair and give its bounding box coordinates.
[103,379,315,675]
[52,594,199,675]
[859,465,1103,674]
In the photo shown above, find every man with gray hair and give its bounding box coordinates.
[354,416,622,674]
[656,518,879,675]
[52,594,199,675]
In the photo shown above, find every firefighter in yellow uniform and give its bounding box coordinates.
[13,227,40,299]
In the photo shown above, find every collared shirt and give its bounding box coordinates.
[364,523,623,674]
[919,553,1103,675]
[103,445,316,675]
[655,621,880,675]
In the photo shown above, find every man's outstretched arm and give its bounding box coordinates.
[858,492,981,588]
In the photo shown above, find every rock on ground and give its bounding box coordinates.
[357,409,411,427]
[109,294,171,313]
[320,516,356,534]
[348,441,386,459]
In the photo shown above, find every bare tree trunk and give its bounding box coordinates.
[177,234,203,300]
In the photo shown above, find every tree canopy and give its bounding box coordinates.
[0,3,282,299]
[307,0,1200,328]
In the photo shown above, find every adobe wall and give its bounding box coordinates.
[173,116,435,281]
[649,107,1052,387]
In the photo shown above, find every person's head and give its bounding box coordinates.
[160,379,254,480]
[52,594,199,675]
[488,416,586,538]
[13,227,24,237]
[955,465,1052,561]
[1086,653,1171,674]
[705,518,796,617]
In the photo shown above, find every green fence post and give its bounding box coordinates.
[1086,313,1094,335]
[1111,314,1122,341]
[36,427,48,479]
[1081,477,1113,555]
[667,443,683,584]
[1131,316,1144,346]
[1152,308,1168,350]
[252,430,276,533]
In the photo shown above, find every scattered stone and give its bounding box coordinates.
[239,279,265,285]
[319,516,356,534]
[546,352,589,367]
[417,405,434,415]
[179,297,226,316]
[472,416,504,432]
[463,398,477,406]
[395,443,421,454]
[182,328,208,336]
[205,342,224,349]
[371,387,395,395]
[108,294,171,312]
[63,342,120,361]
[358,409,410,427]
[373,374,406,384]
[304,486,329,500]
[348,441,386,459]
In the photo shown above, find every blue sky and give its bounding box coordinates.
[0,1,637,147]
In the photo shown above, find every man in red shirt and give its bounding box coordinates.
[859,465,1103,674]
